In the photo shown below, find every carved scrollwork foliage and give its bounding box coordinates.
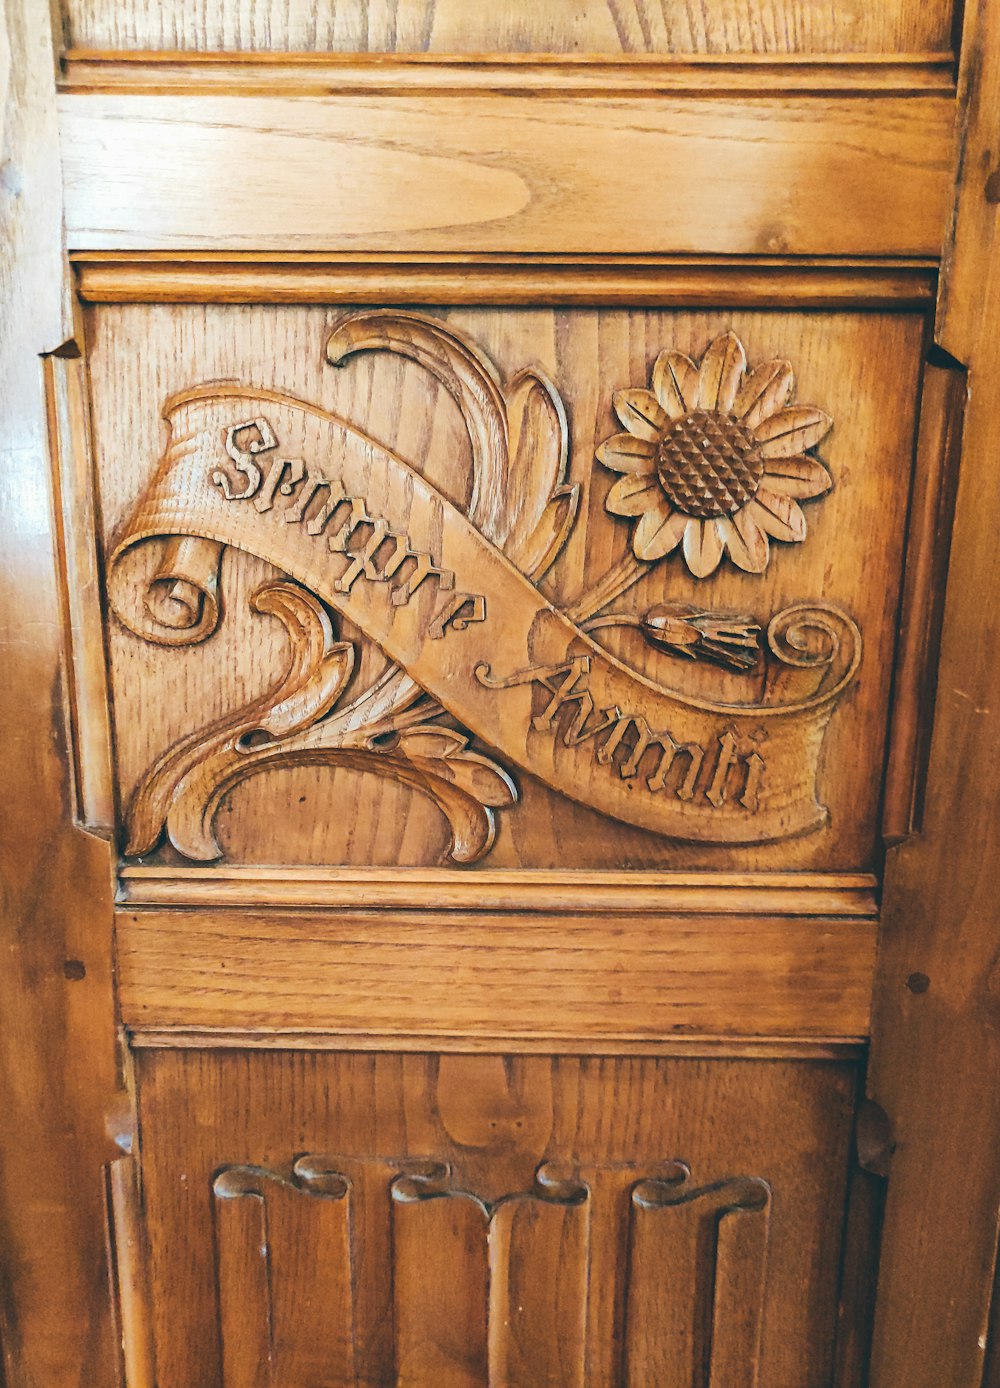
[107,312,861,862]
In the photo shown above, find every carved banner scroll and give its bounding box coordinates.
[108,323,860,848]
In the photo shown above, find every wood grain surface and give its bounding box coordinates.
[0,0,120,1383]
[3,0,996,1381]
[134,1048,861,1388]
[866,0,1000,1381]
[58,0,957,57]
[57,50,958,97]
[57,91,954,255]
[71,253,940,309]
[113,907,877,1039]
[117,865,879,915]
[88,303,923,873]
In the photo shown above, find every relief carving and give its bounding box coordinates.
[106,312,861,861]
[594,330,833,583]
[210,1154,770,1388]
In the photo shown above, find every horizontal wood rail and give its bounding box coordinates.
[115,907,877,1040]
[58,89,954,255]
[118,866,879,915]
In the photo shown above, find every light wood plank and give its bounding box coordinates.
[114,909,876,1039]
[58,92,953,255]
[59,0,957,59]
[117,866,879,916]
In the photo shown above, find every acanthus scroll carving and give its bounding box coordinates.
[107,312,861,862]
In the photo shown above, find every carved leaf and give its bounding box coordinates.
[126,581,353,857]
[126,580,518,866]
[327,312,577,584]
[502,367,579,580]
[397,728,518,809]
[326,310,510,543]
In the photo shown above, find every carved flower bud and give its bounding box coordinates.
[641,602,761,671]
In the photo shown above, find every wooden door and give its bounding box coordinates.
[2,1,999,1385]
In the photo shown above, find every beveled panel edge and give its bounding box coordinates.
[60,49,957,98]
[73,253,939,307]
[117,867,879,917]
[126,1028,867,1059]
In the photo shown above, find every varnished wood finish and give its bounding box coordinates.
[4,0,1000,1379]
[58,0,957,57]
[57,91,953,255]
[118,865,879,914]
[0,0,120,1383]
[59,50,958,97]
[135,1049,858,1388]
[90,303,924,873]
[881,351,964,843]
[866,0,1000,1381]
[72,253,939,310]
[114,907,876,1040]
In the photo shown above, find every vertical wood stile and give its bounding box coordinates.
[106,1156,156,1388]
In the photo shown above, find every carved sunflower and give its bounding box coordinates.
[596,332,832,577]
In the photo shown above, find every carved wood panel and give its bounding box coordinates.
[87,302,922,873]
[132,1050,858,1388]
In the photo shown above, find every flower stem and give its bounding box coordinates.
[566,553,651,625]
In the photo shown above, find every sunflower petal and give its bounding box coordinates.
[607,472,664,516]
[696,331,747,413]
[761,454,832,499]
[682,517,725,577]
[595,432,658,474]
[734,359,794,430]
[755,407,833,458]
[750,491,806,543]
[633,507,688,562]
[613,388,669,442]
[652,350,699,419]
[719,509,769,573]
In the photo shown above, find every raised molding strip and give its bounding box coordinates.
[128,1029,867,1058]
[73,253,938,307]
[60,50,957,98]
[117,867,879,916]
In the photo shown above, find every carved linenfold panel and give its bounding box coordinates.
[214,1160,354,1388]
[87,303,924,871]
[625,1176,771,1388]
[135,1051,859,1387]
[209,1150,773,1388]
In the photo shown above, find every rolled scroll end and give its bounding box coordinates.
[110,534,224,647]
